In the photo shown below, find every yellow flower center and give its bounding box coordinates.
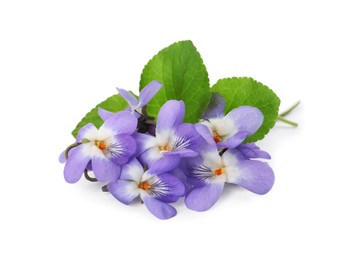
[160,146,172,152]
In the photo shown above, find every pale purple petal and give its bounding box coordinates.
[64,145,91,183]
[108,180,139,205]
[203,92,226,118]
[102,111,137,135]
[217,131,248,149]
[251,149,271,159]
[138,80,163,108]
[195,123,215,146]
[142,195,177,220]
[120,158,144,183]
[134,133,157,155]
[59,150,66,163]
[139,147,163,167]
[237,143,271,159]
[148,156,180,174]
[153,173,185,203]
[76,123,96,142]
[156,100,185,134]
[116,88,138,107]
[185,182,224,212]
[108,134,136,165]
[229,160,275,195]
[92,156,121,182]
[225,106,264,136]
[98,107,114,121]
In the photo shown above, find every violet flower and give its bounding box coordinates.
[98,80,162,120]
[108,158,185,220]
[184,125,274,211]
[200,93,264,149]
[134,100,201,166]
[63,111,137,183]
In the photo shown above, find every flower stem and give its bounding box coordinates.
[279,101,300,117]
[277,116,298,127]
[65,142,81,159]
[277,101,300,127]
[84,170,97,182]
[219,148,228,156]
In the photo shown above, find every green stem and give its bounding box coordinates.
[277,116,298,127]
[65,142,81,159]
[84,170,97,182]
[279,101,300,117]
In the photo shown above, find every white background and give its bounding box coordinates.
[1,0,353,259]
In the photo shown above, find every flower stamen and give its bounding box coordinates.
[214,168,224,176]
[213,132,222,143]
[160,146,172,152]
[138,181,151,191]
[95,140,107,150]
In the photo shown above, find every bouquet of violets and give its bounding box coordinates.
[60,41,298,219]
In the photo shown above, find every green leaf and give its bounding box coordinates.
[140,40,210,123]
[211,77,280,143]
[71,94,128,138]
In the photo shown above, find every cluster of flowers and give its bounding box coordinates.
[60,81,274,219]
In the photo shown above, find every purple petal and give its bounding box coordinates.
[86,161,93,171]
[102,111,137,135]
[116,88,138,107]
[133,111,142,119]
[59,150,66,163]
[167,149,198,158]
[138,80,163,108]
[98,107,114,121]
[108,180,139,205]
[253,150,271,159]
[134,133,157,155]
[92,156,121,182]
[203,92,226,118]
[193,124,220,155]
[142,195,177,220]
[148,156,180,174]
[153,173,185,203]
[76,123,96,142]
[237,143,271,159]
[172,123,202,151]
[120,158,144,183]
[64,145,91,183]
[172,168,192,193]
[181,155,204,178]
[108,134,136,165]
[229,160,275,195]
[195,123,215,146]
[225,106,264,136]
[185,182,224,212]
[217,131,248,149]
[156,100,185,134]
